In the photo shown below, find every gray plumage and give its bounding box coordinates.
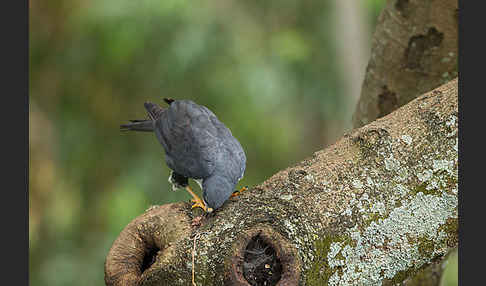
[121,99,246,210]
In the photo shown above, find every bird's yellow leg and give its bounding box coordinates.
[185,186,210,212]
[231,186,248,198]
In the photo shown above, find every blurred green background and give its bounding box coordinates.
[29,0,457,285]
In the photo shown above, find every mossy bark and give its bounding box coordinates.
[351,1,459,284]
[352,0,458,128]
[105,78,458,285]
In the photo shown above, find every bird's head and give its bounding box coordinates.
[202,175,236,211]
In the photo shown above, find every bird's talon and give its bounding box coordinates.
[191,201,207,211]
[231,186,249,198]
[185,186,210,212]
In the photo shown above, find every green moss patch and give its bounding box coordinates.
[305,235,355,285]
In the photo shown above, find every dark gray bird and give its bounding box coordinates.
[120,98,247,212]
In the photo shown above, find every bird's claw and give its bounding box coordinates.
[231,186,249,198]
[191,200,213,213]
[191,198,207,211]
[184,186,212,212]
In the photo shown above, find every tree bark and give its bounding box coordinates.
[105,78,458,286]
[351,1,459,284]
[352,0,458,129]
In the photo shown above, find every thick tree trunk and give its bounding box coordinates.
[352,0,458,128]
[105,78,458,286]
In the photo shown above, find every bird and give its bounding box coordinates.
[120,98,247,213]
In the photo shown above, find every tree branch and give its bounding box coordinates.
[350,1,459,283]
[105,78,458,285]
[352,0,458,128]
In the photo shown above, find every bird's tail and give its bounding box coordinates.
[120,119,154,132]
[121,100,172,131]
